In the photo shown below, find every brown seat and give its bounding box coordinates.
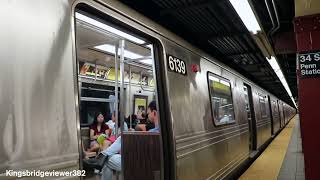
[122,132,161,180]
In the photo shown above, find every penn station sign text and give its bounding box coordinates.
[298,51,320,78]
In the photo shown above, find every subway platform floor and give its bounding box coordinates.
[239,115,304,180]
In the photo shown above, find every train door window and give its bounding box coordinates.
[259,95,268,118]
[207,73,235,125]
[272,100,278,116]
[74,4,162,180]
[79,83,116,126]
[243,84,257,150]
[243,86,251,119]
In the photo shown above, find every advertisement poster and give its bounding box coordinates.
[133,95,148,116]
[79,62,109,79]
[79,61,154,86]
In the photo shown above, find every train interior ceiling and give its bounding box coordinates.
[75,7,162,178]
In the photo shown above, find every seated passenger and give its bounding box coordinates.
[135,119,155,131]
[125,114,138,129]
[86,113,110,153]
[102,111,129,149]
[106,114,115,130]
[101,136,122,180]
[136,111,147,123]
[134,108,156,131]
[146,101,159,132]
[101,100,159,180]
[110,111,128,136]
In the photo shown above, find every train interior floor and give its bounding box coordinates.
[239,115,304,180]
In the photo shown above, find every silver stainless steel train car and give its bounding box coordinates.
[0,0,296,180]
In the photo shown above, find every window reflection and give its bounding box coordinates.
[208,73,235,125]
[244,86,251,119]
[259,95,268,118]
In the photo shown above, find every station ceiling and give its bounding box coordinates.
[251,0,297,105]
[120,0,297,107]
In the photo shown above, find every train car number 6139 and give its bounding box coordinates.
[167,54,187,75]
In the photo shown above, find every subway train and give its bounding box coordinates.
[0,0,296,180]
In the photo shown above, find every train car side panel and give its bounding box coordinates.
[161,39,249,179]
[0,0,79,174]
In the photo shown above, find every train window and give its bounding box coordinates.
[259,95,268,118]
[79,83,116,126]
[243,85,251,119]
[272,100,278,116]
[207,73,235,126]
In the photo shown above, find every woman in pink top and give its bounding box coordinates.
[86,112,110,152]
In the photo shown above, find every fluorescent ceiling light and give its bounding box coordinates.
[140,59,153,65]
[229,0,261,34]
[95,44,142,59]
[266,57,297,108]
[75,12,146,44]
[94,44,153,65]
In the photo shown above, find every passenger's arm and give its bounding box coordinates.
[101,136,121,156]
[90,129,97,140]
[135,124,146,131]
[105,129,111,137]
[124,122,128,132]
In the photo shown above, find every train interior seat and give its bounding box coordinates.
[81,127,96,158]
[81,127,90,150]
[122,132,161,180]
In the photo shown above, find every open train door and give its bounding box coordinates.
[115,39,162,180]
[74,3,172,180]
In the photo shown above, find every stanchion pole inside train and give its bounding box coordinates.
[119,39,125,133]
[114,42,119,138]
[129,65,132,129]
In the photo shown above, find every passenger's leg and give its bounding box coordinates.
[87,141,100,152]
[101,154,121,180]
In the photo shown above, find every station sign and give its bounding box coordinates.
[298,51,320,78]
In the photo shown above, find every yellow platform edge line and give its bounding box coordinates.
[238,115,297,180]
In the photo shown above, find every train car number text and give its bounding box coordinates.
[167,55,187,75]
